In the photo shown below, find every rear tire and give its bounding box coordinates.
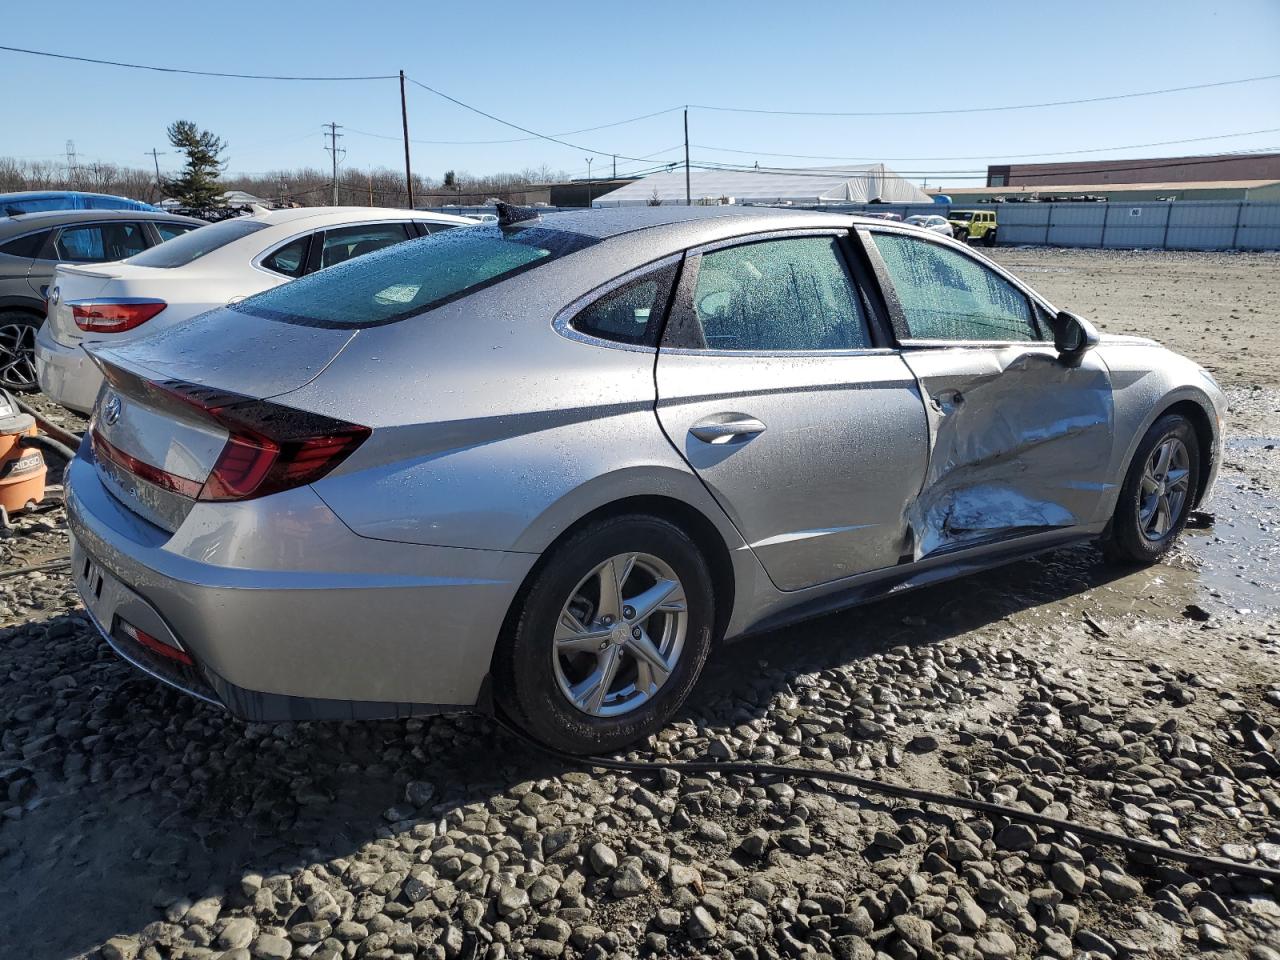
[1103,413,1200,565]
[0,311,40,391]
[493,514,715,754]
[983,229,998,248]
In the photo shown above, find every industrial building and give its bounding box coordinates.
[591,164,931,207]
[986,151,1280,187]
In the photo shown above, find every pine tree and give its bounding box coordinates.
[163,120,226,208]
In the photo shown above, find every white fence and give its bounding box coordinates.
[415,200,1280,251]
[994,201,1280,251]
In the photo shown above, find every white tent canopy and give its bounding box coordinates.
[592,164,930,207]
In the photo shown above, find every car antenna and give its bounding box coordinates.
[495,201,540,228]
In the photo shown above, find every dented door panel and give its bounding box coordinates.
[901,345,1115,557]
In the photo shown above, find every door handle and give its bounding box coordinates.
[689,416,767,444]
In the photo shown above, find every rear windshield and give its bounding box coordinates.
[125,218,263,267]
[232,224,598,329]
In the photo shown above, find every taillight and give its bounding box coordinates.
[197,413,370,502]
[92,367,370,503]
[72,299,167,333]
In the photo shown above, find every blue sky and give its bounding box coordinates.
[3,0,1279,187]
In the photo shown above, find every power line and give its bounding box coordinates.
[347,106,683,146]
[404,75,663,163]
[685,150,1280,181]
[690,128,1280,164]
[0,44,395,80]
[690,72,1280,117]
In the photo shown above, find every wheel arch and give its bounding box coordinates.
[1157,397,1216,508]
[0,296,45,317]
[499,492,738,655]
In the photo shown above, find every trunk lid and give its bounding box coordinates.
[92,303,357,398]
[85,306,359,532]
[47,263,189,348]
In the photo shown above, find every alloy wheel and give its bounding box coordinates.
[552,552,688,718]
[0,321,38,390]
[1138,435,1190,541]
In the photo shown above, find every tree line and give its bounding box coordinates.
[1,119,573,210]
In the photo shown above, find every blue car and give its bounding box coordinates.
[0,191,160,217]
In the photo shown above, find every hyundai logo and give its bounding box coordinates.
[103,394,122,426]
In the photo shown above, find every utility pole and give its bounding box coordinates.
[65,140,79,189]
[324,122,345,205]
[399,70,415,208]
[145,148,165,199]
[612,154,616,180]
[683,109,691,206]
[585,157,593,207]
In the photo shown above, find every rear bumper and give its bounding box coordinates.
[65,453,537,720]
[35,326,102,414]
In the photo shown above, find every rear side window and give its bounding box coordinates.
[319,223,411,269]
[0,229,51,259]
[572,268,673,346]
[687,236,871,351]
[261,235,310,278]
[872,232,1037,342]
[54,222,149,262]
[126,218,268,268]
[234,224,598,329]
[154,222,198,242]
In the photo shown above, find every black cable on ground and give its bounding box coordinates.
[20,433,78,463]
[11,397,84,452]
[492,716,1280,885]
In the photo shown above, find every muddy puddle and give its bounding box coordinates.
[1165,435,1279,614]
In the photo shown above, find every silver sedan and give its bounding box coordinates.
[67,206,1225,753]
[905,214,954,237]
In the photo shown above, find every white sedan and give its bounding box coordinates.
[904,214,954,238]
[36,207,476,412]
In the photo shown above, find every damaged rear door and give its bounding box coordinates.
[863,228,1114,558]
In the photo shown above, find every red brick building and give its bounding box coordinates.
[987,152,1280,187]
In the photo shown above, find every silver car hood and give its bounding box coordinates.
[90,304,357,400]
[1096,333,1160,348]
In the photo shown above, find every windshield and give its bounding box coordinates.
[949,212,975,221]
[125,218,263,268]
[232,223,598,329]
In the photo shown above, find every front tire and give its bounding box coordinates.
[954,228,969,243]
[0,311,40,391]
[1103,414,1200,564]
[493,515,715,754]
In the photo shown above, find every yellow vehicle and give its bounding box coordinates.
[948,209,998,246]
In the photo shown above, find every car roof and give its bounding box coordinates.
[0,208,205,234]
[0,189,148,201]
[528,205,890,242]
[245,206,476,228]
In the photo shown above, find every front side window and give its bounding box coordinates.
[234,224,598,329]
[689,236,870,352]
[54,222,149,262]
[872,232,1038,342]
[319,223,412,269]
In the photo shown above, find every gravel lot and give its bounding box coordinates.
[2,247,1278,960]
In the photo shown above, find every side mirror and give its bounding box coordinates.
[1052,310,1099,363]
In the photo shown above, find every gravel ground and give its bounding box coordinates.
[1,247,1278,960]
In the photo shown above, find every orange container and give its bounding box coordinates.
[0,410,46,514]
